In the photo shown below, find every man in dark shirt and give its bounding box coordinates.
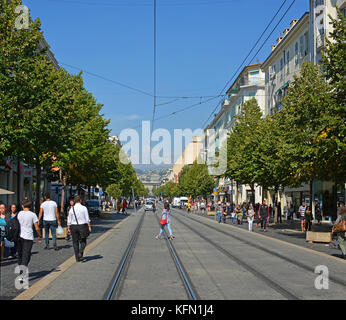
[258,200,270,232]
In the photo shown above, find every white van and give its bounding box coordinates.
[179,197,189,207]
[172,197,180,208]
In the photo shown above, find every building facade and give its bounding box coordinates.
[204,63,266,204]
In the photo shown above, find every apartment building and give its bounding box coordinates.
[204,63,266,204]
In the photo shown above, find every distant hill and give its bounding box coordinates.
[135,167,170,183]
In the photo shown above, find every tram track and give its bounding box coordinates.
[169,208,299,300]
[172,208,346,288]
[104,209,200,300]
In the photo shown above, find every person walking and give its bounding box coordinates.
[152,201,156,213]
[17,200,42,282]
[332,205,346,259]
[289,203,295,222]
[200,200,206,214]
[67,195,91,262]
[235,205,243,225]
[315,203,322,224]
[258,200,270,232]
[305,205,313,231]
[5,204,19,258]
[0,203,7,260]
[222,202,227,223]
[298,201,307,232]
[38,193,61,251]
[276,202,282,224]
[122,199,127,214]
[246,204,255,232]
[216,202,223,223]
[65,198,74,241]
[155,202,174,240]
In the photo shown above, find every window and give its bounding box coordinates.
[304,32,309,56]
[299,35,304,56]
[286,51,290,74]
[249,71,260,84]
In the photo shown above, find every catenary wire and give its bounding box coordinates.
[201,0,290,129]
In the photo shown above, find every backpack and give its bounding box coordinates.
[160,211,168,225]
[6,215,20,242]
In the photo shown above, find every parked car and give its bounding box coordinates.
[86,200,102,217]
[144,200,154,212]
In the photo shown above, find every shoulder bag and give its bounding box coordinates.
[72,207,90,239]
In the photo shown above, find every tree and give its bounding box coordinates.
[226,98,263,193]
[320,8,346,182]
[278,62,334,203]
[105,184,122,200]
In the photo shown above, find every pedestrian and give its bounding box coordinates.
[298,201,307,232]
[116,199,121,214]
[276,202,282,224]
[246,204,255,232]
[230,208,236,224]
[67,195,91,262]
[155,202,174,240]
[255,202,260,228]
[258,200,270,232]
[0,203,7,260]
[222,202,227,223]
[152,201,156,213]
[315,203,322,224]
[123,199,128,214]
[16,200,42,283]
[5,204,19,258]
[65,198,74,241]
[289,203,295,221]
[200,200,206,214]
[216,202,223,223]
[304,205,313,231]
[235,205,243,225]
[38,193,61,251]
[332,205,346,259]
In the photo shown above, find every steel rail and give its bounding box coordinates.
[173,208,346,287]
[154,213,200,300]
[104,211,145,300]
[171,209,299,300]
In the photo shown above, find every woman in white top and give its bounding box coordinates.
[155,202,174,240]
[246,204,255,232]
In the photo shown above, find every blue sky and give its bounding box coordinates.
[23,0,309,168]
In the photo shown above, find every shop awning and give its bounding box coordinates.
[0,188,15,195]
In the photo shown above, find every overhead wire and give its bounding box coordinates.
[201,0,291,129]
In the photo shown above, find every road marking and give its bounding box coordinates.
[13,213,135,300]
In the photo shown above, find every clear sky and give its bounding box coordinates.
[23,0,309,168]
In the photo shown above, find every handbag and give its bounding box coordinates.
[333,220,346,233]
[72,207,90,239]
[160,212,167,225]
[57,225,64,235]
[4,237,15,248]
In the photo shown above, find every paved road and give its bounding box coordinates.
[3,204,345,300]
[0,211,130,300]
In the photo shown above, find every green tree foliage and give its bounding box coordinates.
[105,184,122,200]
[278,62,335,184]
[320,8,346,181]
[226,98,263,190]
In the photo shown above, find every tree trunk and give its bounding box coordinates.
[60,169,67,223]
[35,160,41,214]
